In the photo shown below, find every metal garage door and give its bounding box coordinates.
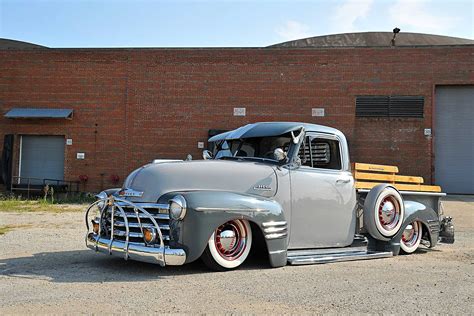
[435,86,474,194]
[20,135,65,184]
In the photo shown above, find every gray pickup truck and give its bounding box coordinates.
[85,122,454,270]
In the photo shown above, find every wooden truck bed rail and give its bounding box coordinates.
[353,163,441,193]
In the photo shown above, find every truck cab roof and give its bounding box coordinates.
[208,122,344,142]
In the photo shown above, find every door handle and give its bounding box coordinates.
[336,178,351,184]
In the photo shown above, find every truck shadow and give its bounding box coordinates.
[0,250,270,283]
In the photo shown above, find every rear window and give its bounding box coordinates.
[298,136,342,170]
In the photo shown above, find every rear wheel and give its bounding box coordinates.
[201,219,252,271]
[400,221,422,254]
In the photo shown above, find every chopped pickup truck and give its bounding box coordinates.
[85,122,454,270]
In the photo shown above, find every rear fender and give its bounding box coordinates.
[387,200,439,255]
[158,191,288,267]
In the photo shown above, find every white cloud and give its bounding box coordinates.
[276,20,312,41]
[389,0,460,34]
[331,0,374,33]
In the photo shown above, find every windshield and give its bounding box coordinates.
[214,134,292,161]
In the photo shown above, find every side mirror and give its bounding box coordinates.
[202,150,213,160]
[273,148,287,162]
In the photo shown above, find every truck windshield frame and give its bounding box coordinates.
[214,133,293,163]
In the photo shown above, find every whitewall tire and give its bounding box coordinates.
[201,219,252,271]
[400,221,423,254]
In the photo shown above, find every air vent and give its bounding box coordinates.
[389,96,424,118]
[356,96,424,118]
[356,96,389,117]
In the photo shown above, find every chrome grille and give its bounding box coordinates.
[102,201,170,245]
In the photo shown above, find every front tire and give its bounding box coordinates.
[400,221,422,254]
[201,219,252,271]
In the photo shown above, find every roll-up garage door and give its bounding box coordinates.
[20,136,65,184]
[434,86,474,194]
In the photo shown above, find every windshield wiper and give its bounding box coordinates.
[220,156,277,164]
[218,156,242,161]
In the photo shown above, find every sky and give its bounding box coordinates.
[0,0,472,48]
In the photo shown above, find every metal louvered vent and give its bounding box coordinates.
[356,96,389,117]
[356,96,424,118]
[389,96,424,117]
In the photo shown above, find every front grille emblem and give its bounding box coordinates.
[118,189,144,197]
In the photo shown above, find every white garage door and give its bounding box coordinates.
[434,86,474,194]
[20,135,65,184]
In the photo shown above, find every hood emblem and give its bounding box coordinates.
[119,189,144,198]
[254,184,272,191]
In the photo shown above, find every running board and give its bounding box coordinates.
[287,249,393,265]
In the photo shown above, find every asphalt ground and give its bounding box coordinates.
[0,195,472,314]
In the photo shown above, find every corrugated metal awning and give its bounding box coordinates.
[4,108,73,119]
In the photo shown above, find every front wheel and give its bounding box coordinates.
[201,219,252,271]
[400,221,422,254]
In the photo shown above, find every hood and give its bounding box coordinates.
[123,160,278,202]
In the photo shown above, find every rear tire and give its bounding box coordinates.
[201,219,252,271]
[400,221,422,254]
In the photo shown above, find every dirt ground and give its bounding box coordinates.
[0,196,473,314]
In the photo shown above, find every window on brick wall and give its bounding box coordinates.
[356,96,424,118]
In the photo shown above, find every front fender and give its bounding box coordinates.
[389,200,439,255]
[158,191,288,267]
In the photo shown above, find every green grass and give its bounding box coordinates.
[0,224,32,235]
[0,225,13,235]
[0,194,95,213]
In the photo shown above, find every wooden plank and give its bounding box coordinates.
[355,181,441,192]
[354,171,424,184]
[354,162,399,174]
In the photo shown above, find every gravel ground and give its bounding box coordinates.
[0,196,472,314]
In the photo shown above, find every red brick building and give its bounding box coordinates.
[1,32,473,194]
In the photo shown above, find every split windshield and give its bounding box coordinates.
[214,134,292,162]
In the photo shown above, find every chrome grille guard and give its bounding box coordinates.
[85,196,186,266]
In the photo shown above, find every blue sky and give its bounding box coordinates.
[0,0,472,47]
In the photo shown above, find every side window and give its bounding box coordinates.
[298,136,342,170]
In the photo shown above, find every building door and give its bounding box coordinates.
[435,86,474,194]
[1,135,14,188]
[20,136,65,184]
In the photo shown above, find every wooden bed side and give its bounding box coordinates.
[352,163,441,192]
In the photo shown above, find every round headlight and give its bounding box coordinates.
[169,195,187,220]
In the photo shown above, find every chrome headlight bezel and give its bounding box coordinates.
[169,195,187,220]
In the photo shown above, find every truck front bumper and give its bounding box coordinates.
[86,233,186,266]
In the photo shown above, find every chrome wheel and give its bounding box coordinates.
[378,196,401,231]
[214,220,248,260]
[373,187,405,238]
[202,219,252,270]
[400,221,422,254]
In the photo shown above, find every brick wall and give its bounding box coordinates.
[0,46,473,192]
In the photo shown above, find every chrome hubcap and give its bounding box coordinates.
[218,230,237,251]
[214,220,248,261]
[402,222,420,247]
[378,196,400,230]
